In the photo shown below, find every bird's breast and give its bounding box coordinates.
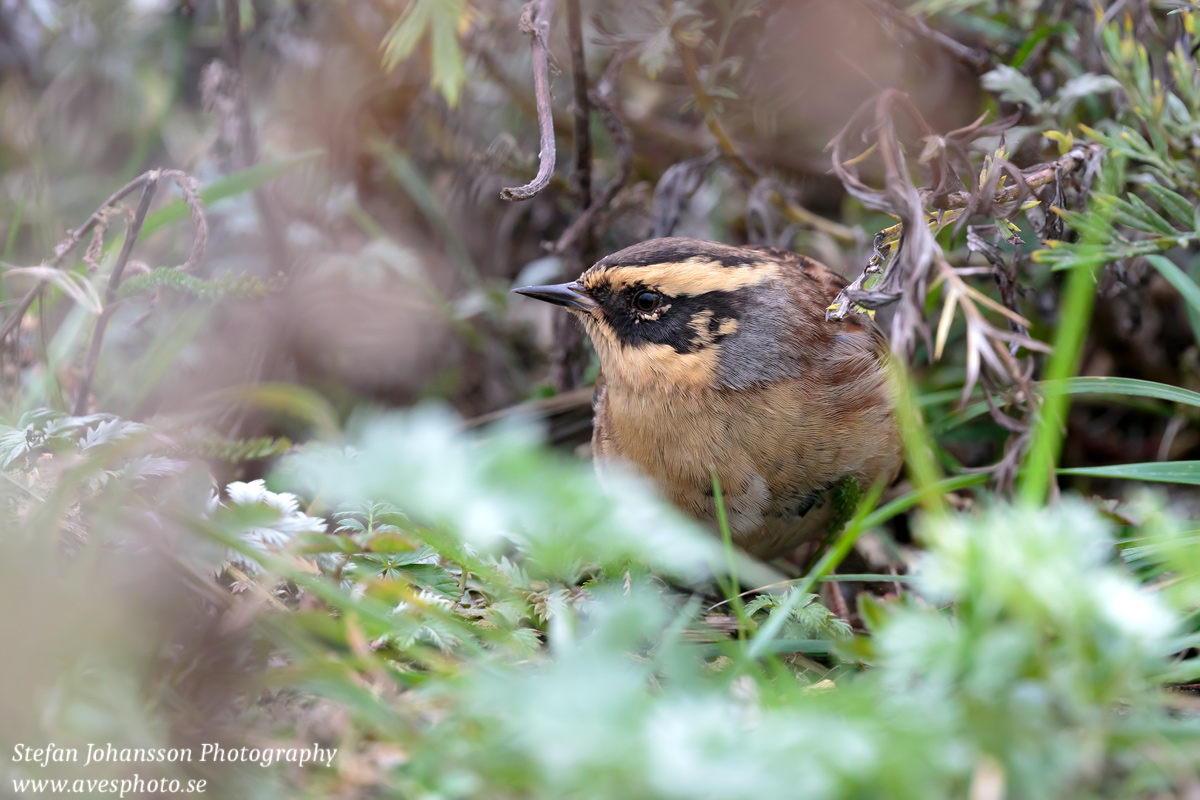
[596,384,800,550]
[593,375,899,558]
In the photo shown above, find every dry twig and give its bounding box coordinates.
[0,168,211,348]
[565,0,590,215]
[822,89,1104,487]
[674,37,857,243]
[550,0,591,392]
[73,174,161,415]
[500,0,559,202]
[219,0,289,274]
[861,0,991,71]
[0,165,207,405]
[553,53,634,256]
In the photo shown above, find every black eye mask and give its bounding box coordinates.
[592,285,753,354]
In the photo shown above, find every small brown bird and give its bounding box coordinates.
[514,238,901,559]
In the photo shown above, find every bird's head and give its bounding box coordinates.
[514,238,815,392]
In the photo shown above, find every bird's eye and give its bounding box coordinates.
[633,290,662,313]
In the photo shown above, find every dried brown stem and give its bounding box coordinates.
[565,0,591,214]
[162,170,210,272]
[74,173,160,415]
[551,0,592,392]
[824,87,1098,489]
[851,141,1104,254]
[500,0,559,202]
[677,43,756,181]
[0,173,156,347]
[861,0,991,71]
[221,0,289,274]
[676,39,857,243]
[553,54,633,256]
[932,142,1103,210]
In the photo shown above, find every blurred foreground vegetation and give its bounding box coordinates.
[2,0,1200,797]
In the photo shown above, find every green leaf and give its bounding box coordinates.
[202,383,341,441]
[381,1,433,69]
[833,634,876,663]
[857,593,888,632]
[1032,242,1126,271]
[1039,376,1200,408]
[742,594,776,617]
[1058,462,1200,485]
[1079,124,1171,173]
[1051,73,1122,114]
[117,268,279,300]
[1021,200,1106,503]
[381,0,466,105]
[1126,193,1182,236]
[1143,183,1195,229]
[1091,193,1175,236]
[858,473,988,529]
[367,535,429,558]
[401,563,460,598]
[1037,238,1174,272]
[1011,23,1073,69]
[1054,207,1114,242]
[751,639,836,656]
[981,65,1043,109]
[429,2,467,107]
[1186,259,1200,342]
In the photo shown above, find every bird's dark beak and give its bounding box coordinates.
[511,281,598,312]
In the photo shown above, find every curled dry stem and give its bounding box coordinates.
[500,0,560,202]
[825,90,1069,458]
[161,170,209,272]
[823,89,1102,485]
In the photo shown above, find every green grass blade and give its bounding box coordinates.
[1,199,24,303]
[1058,461,1200,485]
[1020,237,1104,504]
[1011,22,1074,68]
[1187,258,1200,342]
[1039,377,1200,408]
[819,574,913,583]
[3,198,23,262]
[178,382,342,441]
[888,362,945,513]
[711,472,748,639]
[858,473,988,530]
